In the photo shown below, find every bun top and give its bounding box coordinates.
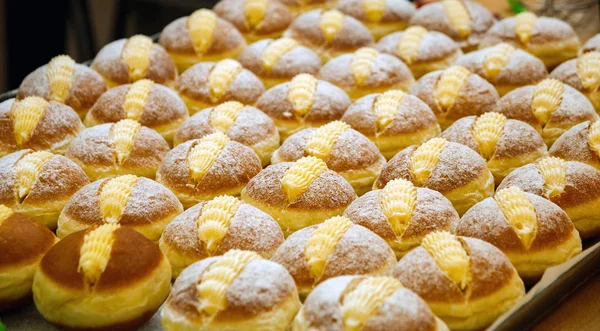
[213,0,294,35]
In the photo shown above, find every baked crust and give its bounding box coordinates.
[0,212,56,269]
[337,0,415,25]
[214,0,294,38]
[582,33,600,53]
[550,121,600,169]
[550,59,584,91]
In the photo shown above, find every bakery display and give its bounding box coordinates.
[337,0,416,40]
[409,0,495,52]
[237,37,322,88]
[283,9,374,62]
[158,195,284,278]
[374,138,494,215]
[174,101,279,166]
[33,224,171,330]
[84,79,189,144]
[17,55,107,119]
[394,231,525,330]
[214,0,294,43]
[91,35,177,88]
[496,78,598,146]
[582,33,600,53]
[458,186,582,282]
[66,120,170,180]
[293,275,449,331]
[157,132,262,208]
[161,249,301,331]
[409,65,498,129]
[0,97,84,157]
[241,156,356,235]
[499,157,600,239]
[0,150,89,229]
[279,0,337,15]
[255,73,351,139]
[271,121,386,195]
[344,178,459,258]
[550,121,600,170]
[318,47,414,100]
[341,90,440,159]
[0,206,57,311]
[550,51,600,113]
[159,9,247,71]
[441,112,548,183]
[480,12,580,69]
[175,59,265,115]
[376,26,462,79]
[271,215,396,298]
[455,43,548,96]
[56,174,183,241]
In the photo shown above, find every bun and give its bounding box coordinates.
[337,0,416,40]
[278,0,337,15]
[550,52,600,113]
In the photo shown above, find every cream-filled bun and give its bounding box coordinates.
[342,90,440,158]
[550,51,600,113]
[57,175,183,241]
[499,157,600,239]
[241,156,356,236]
[66,120,170,180]
[279,0,337,15]
[33,224,171,330]
[157,132,262,208]
[344,178,459,259]
[161,250,301,331]
[17,55,107,119]
[173,101,279,166]
[394,231,525,331]
[293,275,449,331]
[0,206,57,311]
[255,73,351,139]
[0,150,89,229]
[374,138,494,216]
[337,0,416,40]
[441,113,548,184]
[550,121,600,170]
[271,216,396,298]
[271,121,386,195]
[0,97,84,157]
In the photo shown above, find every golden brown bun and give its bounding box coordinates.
[241,160,356,235]
[159,199,284,278]
[582,33,600,53]
[376,29,462,78]
[91,37,177,87]
[174,104,279,166]
[455,45,548,96]
[237,38,322,88]
[176,60,265,115]
[57,176,183,241]
[374,140,494,215]
[283,9,374,62]
[550,121,600,169]
[213,0,294,42]
[344,185,458,258]
[318,48,414,100]
[480,15,580,68]
[458,191,581,282]
[17,57,107,118]
[341,92,441,159]
[408,0,495,51]
[337,0,416,40]
[84,82,189,144]
[66,122,170,180]
[255,76,351,139]
[157,138,262,208]
[409,68,499,129]
[271,124,386,195]
[496,83,598,146]
[271,220,396,298]
[279,0,337,15]
[0,209,57,311]
[550,57,600,112]
[394,234,525,330]
[441,115,547,183]
[159,11,247,71]
[161,250,301,331]
[0,150,89,229]
[0,98,84,157]
[293,275,449,331]
[33,225,171,330]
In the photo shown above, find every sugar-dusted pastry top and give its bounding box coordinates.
[237,38,322,78]
[176,60,265,104]
[18,55,107,114]
[583,33,600,53]
[550,121,600,168]
[550,52,600,93]
[337,0,416,24]
[376,28,460,64]
[213,0,294,35]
